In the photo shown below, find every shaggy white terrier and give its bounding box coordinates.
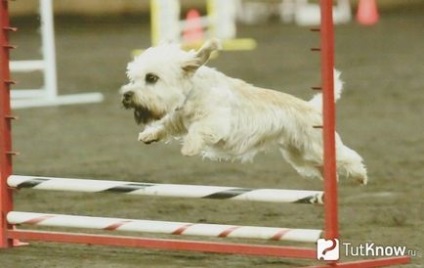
[121,39,367,184]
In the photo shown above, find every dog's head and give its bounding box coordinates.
[120,39,221,125]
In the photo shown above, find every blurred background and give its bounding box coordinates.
[8,0,424,16]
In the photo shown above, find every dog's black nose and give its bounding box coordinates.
[123,91,134,100]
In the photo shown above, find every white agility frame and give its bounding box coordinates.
[150,0,257,50]
[10,0,103,109]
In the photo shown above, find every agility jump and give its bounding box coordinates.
[0,1,411,267]
[9,0,103,109]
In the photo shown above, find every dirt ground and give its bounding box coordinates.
[1,4,423,268]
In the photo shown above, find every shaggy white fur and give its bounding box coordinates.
[121,39,367,184]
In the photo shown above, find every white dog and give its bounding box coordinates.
[121,39,367,184]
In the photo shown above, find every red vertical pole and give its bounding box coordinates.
[320,0,339,240]
[0,0,15,248]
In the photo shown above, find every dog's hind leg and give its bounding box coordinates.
[279,148,324,180]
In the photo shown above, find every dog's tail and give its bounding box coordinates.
[308,69,343,110]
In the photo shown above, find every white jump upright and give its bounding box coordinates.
[10,0,103,109]
[150,0,181,46]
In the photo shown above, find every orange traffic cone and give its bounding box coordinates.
[183,9,204,44]
[356,0,379,25]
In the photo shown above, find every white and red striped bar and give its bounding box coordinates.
[8,211,322,243]
[8,175,324,204]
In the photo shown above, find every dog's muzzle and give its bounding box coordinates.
[121,91,134,109]
[121,90,163,125]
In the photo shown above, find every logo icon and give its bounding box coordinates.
[317,238,339,260]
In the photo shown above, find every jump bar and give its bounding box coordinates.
[8,175,324,204]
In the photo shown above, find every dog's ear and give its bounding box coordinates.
[182,39,221,73]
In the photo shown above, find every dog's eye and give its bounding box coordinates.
[145,73,159,84]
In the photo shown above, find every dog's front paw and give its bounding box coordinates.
[138,131,159,144]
